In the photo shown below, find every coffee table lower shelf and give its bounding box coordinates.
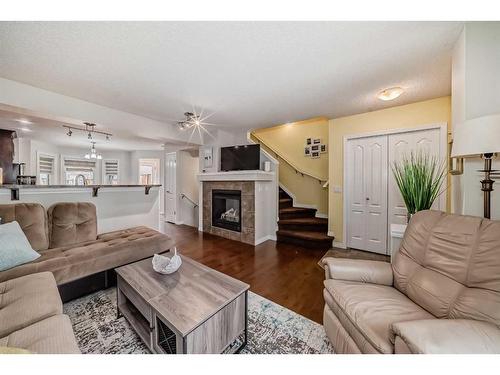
[117,275,248,354]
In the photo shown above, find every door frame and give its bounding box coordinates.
[342,122,448,251]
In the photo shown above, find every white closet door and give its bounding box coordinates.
[347,139,367,250]
[364,136,388,253]
[347,135,388,254]
[388,128,442,226]
[165,153,177,223]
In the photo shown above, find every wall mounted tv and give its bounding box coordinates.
[220,144,260,171]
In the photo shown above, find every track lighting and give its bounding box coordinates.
[62,123,112,141]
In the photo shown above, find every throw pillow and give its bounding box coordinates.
[0,221,40,272]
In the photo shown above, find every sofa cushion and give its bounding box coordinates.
[0,203,49,250]
[48,202,97,248]
[0,221,41,271]
[0,314,80,354]
[0,272,62,338]
[324,279,434,354]
[0,226,174,284]
[392,210,500,327]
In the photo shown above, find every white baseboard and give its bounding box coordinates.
[332,240,347,249]
[198,226,203,232]
[255,234,277,245]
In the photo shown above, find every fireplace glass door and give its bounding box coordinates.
[212,190,242,232]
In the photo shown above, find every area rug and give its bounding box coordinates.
[63,288,334,354]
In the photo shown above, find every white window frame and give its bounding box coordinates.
[36,151,57,186]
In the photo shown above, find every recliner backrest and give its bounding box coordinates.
[0,203,49,251]
[392,210,500,327]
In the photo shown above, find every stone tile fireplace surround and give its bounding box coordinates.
[198,170,277,246]
[203,181,255,244]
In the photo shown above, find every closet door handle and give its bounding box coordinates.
[366,197,370,201]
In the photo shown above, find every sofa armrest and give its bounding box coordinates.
[392,319,500,354]
[322,258,393,286]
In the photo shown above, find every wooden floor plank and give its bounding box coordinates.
[164,223,389,324]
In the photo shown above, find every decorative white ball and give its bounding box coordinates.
[152,247,182,274]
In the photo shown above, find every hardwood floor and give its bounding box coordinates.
[164,223,390,324]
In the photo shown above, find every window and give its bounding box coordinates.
[62,157,96,185]
[139,158,160,185]
[37,152,56,185]
[103,159,119,185]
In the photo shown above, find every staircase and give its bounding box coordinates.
[277,188,334,250]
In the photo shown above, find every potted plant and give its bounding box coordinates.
[391,151,447,223]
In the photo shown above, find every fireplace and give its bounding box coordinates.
[212,189,241,232]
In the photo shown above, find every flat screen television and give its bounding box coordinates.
[220,144,260,171]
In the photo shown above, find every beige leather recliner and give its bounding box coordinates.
[322,210,500,354]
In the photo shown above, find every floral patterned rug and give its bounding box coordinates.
[63,288,334,354]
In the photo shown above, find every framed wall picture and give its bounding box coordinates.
[306,138,312,145]
[304,146,311,156]
[311,145,320,152]
[320,144,327,153]
[313,138,321,144]
[311,151,320,158]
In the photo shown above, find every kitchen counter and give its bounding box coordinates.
[0,184,162,200]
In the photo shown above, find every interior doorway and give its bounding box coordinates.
[138,158,160,185]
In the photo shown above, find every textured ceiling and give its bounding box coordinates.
[0,21,463,130]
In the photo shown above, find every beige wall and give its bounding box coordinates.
[251,117,329,215]
[328,96,452,242]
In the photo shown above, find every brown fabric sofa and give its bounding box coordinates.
[0,272,80,353]
[0,202,174,285]
[322,210,500,354]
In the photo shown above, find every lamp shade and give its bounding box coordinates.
[451,114,500,157]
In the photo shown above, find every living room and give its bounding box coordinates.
[1,1,500,374]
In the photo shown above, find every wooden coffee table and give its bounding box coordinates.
[115,255,249,354]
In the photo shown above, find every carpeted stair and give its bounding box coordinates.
[277,188,333,250]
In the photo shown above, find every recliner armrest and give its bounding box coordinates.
[392,319,500,354]
[322,258,393,286]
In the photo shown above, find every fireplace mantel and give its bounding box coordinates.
[197,170,274,182]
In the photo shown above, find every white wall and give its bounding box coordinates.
[0,187,162,233]
[451,22,500,219]
[176,149,200,227]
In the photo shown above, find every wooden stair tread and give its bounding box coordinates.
[277,230,333,241]
[279,217,327,225]
[279,207,316,213]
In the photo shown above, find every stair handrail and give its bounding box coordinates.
[180,193,199,208]
[250,133,327,184]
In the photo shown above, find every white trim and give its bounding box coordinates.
[255,234,277,245]
[198,226,203,232]
[342,122,448,253]
[332,240,347,249]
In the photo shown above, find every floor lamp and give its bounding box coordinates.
[451,114,500,219]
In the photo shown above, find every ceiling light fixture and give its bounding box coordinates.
[377,87,404,101]
[84,142,102,160]
[63,122,112,141]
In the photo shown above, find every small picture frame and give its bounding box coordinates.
[311,151,320,158]
[313,138,321,144]
[311,145,320,152]
[306,138,312,145]
[304,146,311,156]
[320,144,327,153]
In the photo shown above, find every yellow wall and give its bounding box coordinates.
[252,117,329,215]
[328,96,451,242]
